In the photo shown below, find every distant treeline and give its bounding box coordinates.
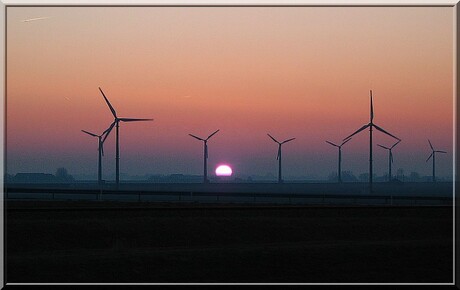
[327,170,448,182]
[6,168,75,183]
[5,169,449,183]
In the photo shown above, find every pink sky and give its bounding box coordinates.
[6,6,454,179]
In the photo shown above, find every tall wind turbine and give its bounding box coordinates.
[267,134,295,184]
[343,90,400,193]
[426,139,447,182]
[99,87,153,188]
[189,129,220,183]
[81,127,111,186]
[377,139,401,182]
[325,137,351,183]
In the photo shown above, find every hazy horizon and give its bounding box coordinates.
[6,6,454,180]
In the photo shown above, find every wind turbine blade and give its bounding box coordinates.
[81,130,98,137]
[101,143,104,157]
[98,87,117,118]
[102,125,112,136]
[206,129,220,140]
[373,124,400,141]
[343,124,370,140]
[391,139,401,149]
[102,121,116,143]
[377,144,389,150]
[205,144,208,159]
[390,151,393,163]
[428,139,434,150]
[277,146,281,160]
[267,134,279,144]
[281,138,295,144]
[436,150,447,154]
[189,134,204,141]
[326,141,339,147]
[119,118,153,122]
[341,138,352,146]
[370,90,374,122]
[426,153,433,162]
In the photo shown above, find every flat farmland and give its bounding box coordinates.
[6,201,454,283]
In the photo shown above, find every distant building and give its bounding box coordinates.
[12,173,57,183]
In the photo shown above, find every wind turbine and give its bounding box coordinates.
[343,90,400,193]
[189,129,220,183]
[426,139,447,182]
[267,134,295,184]
[81,127,111,186]
[325,137,351,183]
[99,87,153,188]
[377,139,401,182]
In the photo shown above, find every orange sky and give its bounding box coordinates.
[6,6,454,179]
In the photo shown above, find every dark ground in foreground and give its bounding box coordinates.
[6,201,454,283]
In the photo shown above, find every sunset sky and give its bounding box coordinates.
[6,6,454,180]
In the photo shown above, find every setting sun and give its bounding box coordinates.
[215,164,232,176]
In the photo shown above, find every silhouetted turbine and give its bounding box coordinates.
[99,87,153,188]
[377,139,401,182]
[426,139,447,182]
[325,137,351,183]
[189,129,220,183]
[267,134,295,184]
[344,90,400,193]
[81,128,111,186]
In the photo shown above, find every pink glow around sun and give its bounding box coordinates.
[215,165,233,176]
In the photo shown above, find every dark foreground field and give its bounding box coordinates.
[6,201,453,283]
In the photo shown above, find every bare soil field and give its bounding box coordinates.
[5,201,454,283]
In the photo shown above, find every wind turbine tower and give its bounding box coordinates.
[426,139,447,182]
[325,138,351,183]
[377,139,401,182]
[267,134,295,184]
[81,128,111,186]
[343,90,400,193]
[98,87,153,188]
[189,129,220,183]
